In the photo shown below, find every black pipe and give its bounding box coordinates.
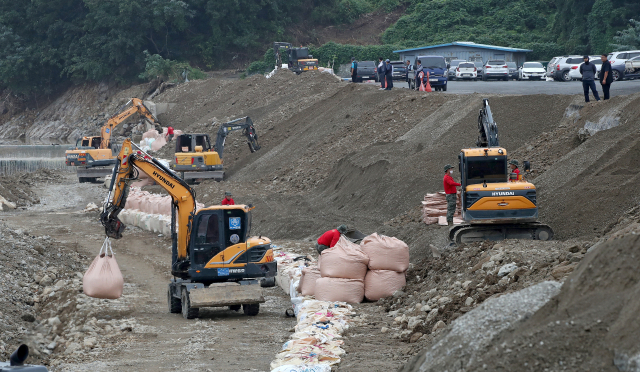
[10,344,29,366]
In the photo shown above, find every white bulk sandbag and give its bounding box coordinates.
[360,233,410,272]
[364,269,406,301]
[271,364,331,372]
[298,267,322,296]
[314,277,364,303]
[83,238,124,299]
[319,236,369,280]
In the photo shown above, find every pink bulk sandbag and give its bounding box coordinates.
[314,277,364,303]
[364,269,406,301]
[128,197,140,211]
[158,197,172,216]
[360,233,410,272]
[319,236,369,280]
[151,136,167,151]
[298,267,322,296]
[83,238,124,299]
[150,196,161,215]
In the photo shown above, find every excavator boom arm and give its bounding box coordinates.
[213,116,261,159]
[476,98,499,147]
[100,139,196,265]
[100,98,161,150]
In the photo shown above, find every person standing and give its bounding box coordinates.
[405,60,412,89]
[579,55,600,103]
[600,54,613,100]
[377,57,386,90]
[350,57,358,83]
[443,164,461,226]
[166,126,175,141]
[415,60,424,91]
[384,59,394,90]
[221,191,235,205]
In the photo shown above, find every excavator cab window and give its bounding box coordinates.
[465,156,507,184]
[91,137,101,149]
[192,212,222,267]
[195,135,211,152]
[175,135,193,153]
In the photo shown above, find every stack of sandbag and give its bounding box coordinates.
[297,267,321,297]
[360,233,409,301]
[421,191,462,225]
[314,236,368,303]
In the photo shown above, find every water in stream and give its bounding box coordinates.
[0,144,73,176]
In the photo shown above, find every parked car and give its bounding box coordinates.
[624,55,640,79]
[518,62,546,80]
[473,61,484,76]
[608,50,640,81]
[448,60,466,80]
[506,62,518,80]
[546,56,561,78]
[354,61,378,82]
[390,61,407,80]
[569,58,602,80]
[550,56,589,82]
[482,60,509,81]
[410,55,449,91]
[455,62,477,80]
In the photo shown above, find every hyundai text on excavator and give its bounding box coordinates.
[274,42,319,73]
[65,98,161,182]
[172,116,260,182]
[448,99,554,244]
[100,139,276,319]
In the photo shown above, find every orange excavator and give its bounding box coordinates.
[65,98,161,182]
[100,139,276,319]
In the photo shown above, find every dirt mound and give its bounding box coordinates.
[460,225,640,371]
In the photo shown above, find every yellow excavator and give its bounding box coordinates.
[172,116,260,182]
[100,139,276,319]
[448,99,554,244]
[65,98,161,182]
[274,42,319,73]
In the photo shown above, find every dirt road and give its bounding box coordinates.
[2,175,296,371]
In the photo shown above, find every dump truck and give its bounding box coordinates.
[274,42,319,74]
[100,139,276,319]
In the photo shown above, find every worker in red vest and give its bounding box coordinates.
[221,192,234,205]
[316,225,348,254]
[443,164,461,226]
[166,126,175,141]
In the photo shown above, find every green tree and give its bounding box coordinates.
[612,19,640,50]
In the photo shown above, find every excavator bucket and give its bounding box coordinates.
[188,282,265,308]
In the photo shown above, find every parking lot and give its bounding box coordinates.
[362,78,640,96]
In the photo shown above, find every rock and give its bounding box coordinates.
[438,297,451,305]
[410,332,424,343]
[66,342,81,354]
[490,253,504,262]
[415,303,423,311]
[426,308,439,322]
[392,290,406,298]
[407,316,424,331]
[48,316,61,326]
[47,342,56,350]
[83,337,96,348]
[381,327,389,333]
[465,297,474,307]
[551,263,578,280]
[432,320,446,332]
[21,313,36,322]
[481,261,495,271]
[388,310,399,317]
[462,280,472,290]
[40,275,53,286]
[400,330,412,338]
[567,245,581,253]
[421,305,432,312]
[429,244,441,258]
[498,262,518,277]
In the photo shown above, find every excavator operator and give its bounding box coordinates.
[221,192,235,205]
[316,225,348,254]
[509,160,521,181]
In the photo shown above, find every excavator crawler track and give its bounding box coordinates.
[449,222,553,245]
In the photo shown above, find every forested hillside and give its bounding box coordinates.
[0,0,639,94]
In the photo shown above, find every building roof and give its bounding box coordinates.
[393,42,532,54]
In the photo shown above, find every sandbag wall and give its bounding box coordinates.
[118,187,204,235]
[421,191,463,225]
[272,251,354,372]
